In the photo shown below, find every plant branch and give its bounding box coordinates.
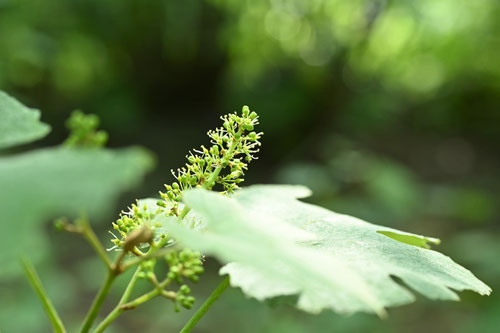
[89,218,176,331]
[80,219,113,269]
[180,276,230,333]
[80,270,116,333]
[122,275,173,309]
[93,245,179,332]
[119,288,160,311]
[80,231,132,333]
[21,258,67,333]
[59,217,113,269]
[58,217,113,269]
[92,267,143,333]
[121,247,175,272]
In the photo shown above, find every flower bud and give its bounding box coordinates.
[242,124,254,131]
[180,285,191,294]
[242,105,250,117]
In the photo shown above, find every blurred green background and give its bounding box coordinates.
[1,0,499,332]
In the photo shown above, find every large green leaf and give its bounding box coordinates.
[166,185,491,316]
[0,91,51,149]
[0,147,154,277]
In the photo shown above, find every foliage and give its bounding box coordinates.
[0,92,154,278]
[3,91,491,332]
[165,186,490,317]
[0,91,50,148]
[0,146,153,276]
[1,1,499,331]
[210,0,500,95]
[0,91,154,333]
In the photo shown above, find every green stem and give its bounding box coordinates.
[80,234,132,333]
[115,275,174,313]
[80,270,116,333]
[121,247,175,272]
[180,276,230,333]
[92,267,143,333]
[119,267,144,303]
[120,288,161,310]
[80,218,113,269]
[21,258,67,333]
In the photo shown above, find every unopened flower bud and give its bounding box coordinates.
[242,105,250,117]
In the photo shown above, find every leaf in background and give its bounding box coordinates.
[376,230,440,249]
[165,185,491,316]
[0,91,51,149]
[0,147,154,278]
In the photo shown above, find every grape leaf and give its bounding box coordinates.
[0,147,154,278]
[165,185,491,316]
[0,91,51,149]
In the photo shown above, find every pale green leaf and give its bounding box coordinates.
[0,147,154,277]
[0,91,51,149]
[166,185,491,316]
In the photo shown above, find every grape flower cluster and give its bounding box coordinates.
[64,110,108,147]
[109,105,262,311]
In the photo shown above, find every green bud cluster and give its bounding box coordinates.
[111,106,262,246]
[165,248,204,283]
[131,250,202,313]
[110,203,161,249]
[148,248,204,312]
[64,110,108,147]
[157,105,262,216]
[174,284,196,311]
[137,258,157,281]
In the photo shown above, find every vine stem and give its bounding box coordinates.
[21,258,67,333]
[79,217,113,269]
[79,219,129,333]
[180,276,230,333]
[121,246,174,271]
[80,270,116,333]
[92,267,143,333]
